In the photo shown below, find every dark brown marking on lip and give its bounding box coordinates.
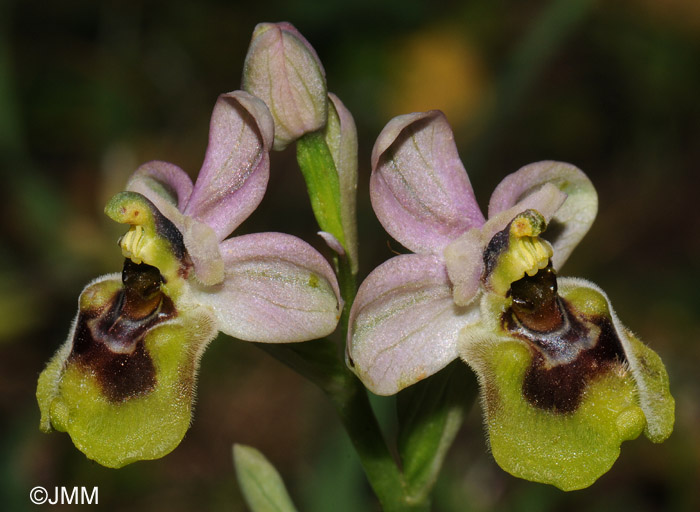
[520,316,626,413]
[68,262,176,402]
[502,268,627,413]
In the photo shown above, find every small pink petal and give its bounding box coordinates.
[347,253,478,395]
[443,227,486,307]
[318,231,345,256]
[488,161,597,269]
[126,161,193,223]
[184,91,274,241]
[180,216,224,286]
[371,111,485,255]
[482,183,567,243]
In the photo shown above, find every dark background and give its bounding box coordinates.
[1,0,699,510]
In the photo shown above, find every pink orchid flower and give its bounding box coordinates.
[347,110,673,490]
[37,90,341,468]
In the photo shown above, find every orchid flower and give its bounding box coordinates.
[37,90,342,468]
[346,110,674,490]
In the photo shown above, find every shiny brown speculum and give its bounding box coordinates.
[68,260,176,402]
[509,265,563,333]
[503,265,627,413]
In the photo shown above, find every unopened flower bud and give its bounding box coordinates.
[242,22,327,150]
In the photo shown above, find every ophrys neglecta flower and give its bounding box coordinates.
[37,91,342,468]
[346,110,673,490]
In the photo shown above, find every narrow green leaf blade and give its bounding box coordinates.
[233,444,299,512]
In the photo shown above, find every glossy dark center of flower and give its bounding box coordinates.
[503,266,627,413]
[121,258,165,320]
[69,260,176,402]
[509,265,563,333]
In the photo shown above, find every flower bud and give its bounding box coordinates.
[242,22,328,150]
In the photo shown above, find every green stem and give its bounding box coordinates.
[296,131,346,248]
[289,128,430,510]
[330,377,428,512]
[258,340,428,512]
[258,195,423,510]
[335,254,356,336]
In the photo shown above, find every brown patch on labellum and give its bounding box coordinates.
[503,267,626,413]
[69,261,176,402]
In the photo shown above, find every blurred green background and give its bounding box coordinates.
[1,0,699,510]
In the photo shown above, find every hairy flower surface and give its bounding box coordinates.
[347,110,673,490]
[37,91,341,468]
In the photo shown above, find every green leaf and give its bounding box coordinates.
[396,361,477,502]
[234,444,299,512]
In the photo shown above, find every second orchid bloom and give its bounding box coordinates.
[346,110,674,490]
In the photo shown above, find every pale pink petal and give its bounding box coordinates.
[443,227,486,306]
[193,232,341,343]
[184,91,274,240]
[371,111,485,255]
[126,161,193,224]
[347,253,478,395]
[488,161,597,269]
[482,183,567,242]
[318,231,345,256]
[180,217,224,286]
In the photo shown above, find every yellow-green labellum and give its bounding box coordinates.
[37,262,217,468]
